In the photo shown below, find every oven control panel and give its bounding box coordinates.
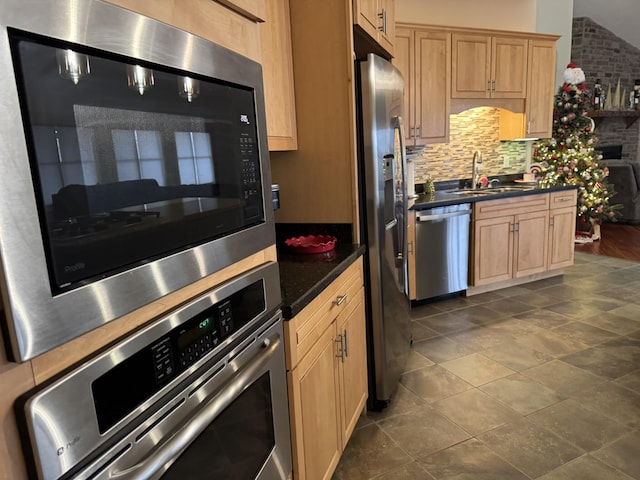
[90,278,266,434]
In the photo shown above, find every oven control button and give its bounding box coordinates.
[217,301,234,339]
[151,337,175,384]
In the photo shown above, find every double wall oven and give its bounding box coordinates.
[2,1,293,479]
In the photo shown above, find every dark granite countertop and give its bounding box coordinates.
[277,243,365,319]
[410,184,578,210]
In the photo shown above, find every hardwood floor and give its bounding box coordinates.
[574,221,640,262]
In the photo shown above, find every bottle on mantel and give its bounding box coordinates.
[634,79,640,110]
[592,79,602,110]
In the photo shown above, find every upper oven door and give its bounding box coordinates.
[0,0,275,362]
[11,31,265,291]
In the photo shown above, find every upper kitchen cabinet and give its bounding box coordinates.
[525,39,557,138]
[354,0,395,57]
[260,0,298,150]
[215,0,266,21]
[395,25,450,145]
[452,33,527,99]
[104,0,263,61]
[269,0,359,229]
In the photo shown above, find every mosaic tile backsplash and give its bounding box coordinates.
[410,107,529,184]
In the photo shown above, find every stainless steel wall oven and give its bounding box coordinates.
[0,0,275,361]
[16,261,292,480]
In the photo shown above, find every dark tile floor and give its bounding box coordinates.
[333,252,640,480]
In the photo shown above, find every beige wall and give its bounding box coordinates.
[395,0,537,32]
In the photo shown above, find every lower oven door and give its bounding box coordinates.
[18,311,292,480]
[94,317,291,480]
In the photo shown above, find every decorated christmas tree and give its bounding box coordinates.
[533,63,620,236]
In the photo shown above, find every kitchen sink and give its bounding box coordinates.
[445,185,536,195]
[487,186,536,193]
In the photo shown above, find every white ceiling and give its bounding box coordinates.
[573,0,640,49]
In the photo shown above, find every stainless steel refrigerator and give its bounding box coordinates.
[356,53,412,409]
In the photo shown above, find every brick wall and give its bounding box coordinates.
[572,16,640,162]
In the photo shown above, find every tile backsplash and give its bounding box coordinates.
[410,107,529,183]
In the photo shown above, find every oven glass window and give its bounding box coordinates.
[162,372,275,479]
[9,30,264,292]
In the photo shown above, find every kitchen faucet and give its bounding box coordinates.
[471,150,483,190]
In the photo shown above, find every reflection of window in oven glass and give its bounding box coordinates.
[111,129,165,185]
[32,126,98,205]
[175,132,215,184]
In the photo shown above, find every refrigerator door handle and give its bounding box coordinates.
[384,218,398,230]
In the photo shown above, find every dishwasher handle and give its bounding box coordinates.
[416,209,471,222]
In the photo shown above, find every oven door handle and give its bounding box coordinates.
[110,333,282,480]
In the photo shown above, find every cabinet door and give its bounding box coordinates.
[451,33,491,98]
[260,0,298,151]
[338,290,368,444]
[354,0,380,44]
[473,216,513,285]
[526,39,556,138]
[378,0,395,56]
[415,30,450,143]
[288,323,342,480]
[513,210,549,278]
[394,28,414,145]
[491,37,528,98]
[548,206,576,270]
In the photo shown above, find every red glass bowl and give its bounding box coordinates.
[284,235,337,254]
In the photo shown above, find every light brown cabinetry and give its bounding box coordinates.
[471,191,577,290]
[354,0,395,56]
[451,33,527,99]
[548,190,577,269]
[260,0,298,151]
[525,39,557,138]
[395,26,450,145]
[269,0,359,228]
[472,194,550,286]
[285,259,367,480]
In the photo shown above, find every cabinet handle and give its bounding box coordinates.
[335,334,345,363]
[514,222,519,233]
[343,329,349,358]
[416,125,421,138]
[487,80,492,92]
[550,217,555,227]
[527,121,531,134]
[378,9,387,33]
[334,293,348,306]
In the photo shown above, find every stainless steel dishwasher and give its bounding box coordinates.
[415,203,471,300]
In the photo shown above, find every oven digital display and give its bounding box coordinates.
[177,317,215,350]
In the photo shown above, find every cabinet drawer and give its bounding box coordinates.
[284,258,364,369]
[550,189,577,208]
[474,192,549,220]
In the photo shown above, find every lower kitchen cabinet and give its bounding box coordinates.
[548,190,578,269]
[284,258,367,480]
[472,192,553,286]
[471,190,577,289]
